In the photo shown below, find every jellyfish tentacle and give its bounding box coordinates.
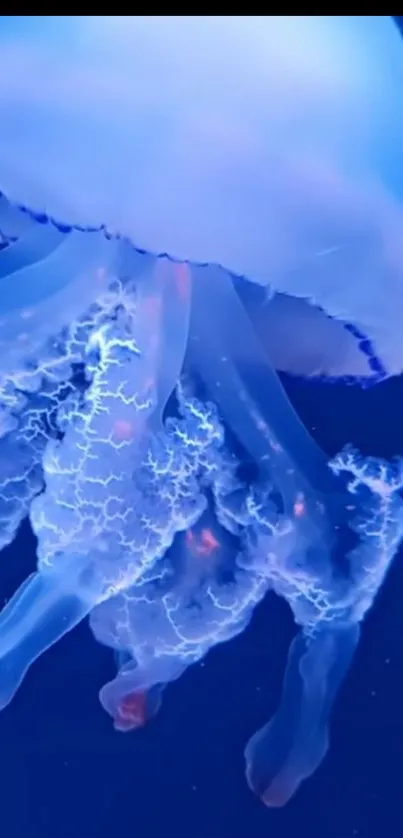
[0,567,96,710]
[245,624,359,807]
[154,260,192,426]
[99,654,182,733]
[0,192,40,240]
[242,449,403,807]
[0,220,64,281]
[0,246,196,703]
[0,228,113,317]
[188,263,335,497]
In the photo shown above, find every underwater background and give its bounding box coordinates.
[0,16,403,838]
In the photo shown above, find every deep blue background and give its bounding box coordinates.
[1,17,403,838]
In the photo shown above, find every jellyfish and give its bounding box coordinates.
[88,265,403,807]
[0,14,401,811]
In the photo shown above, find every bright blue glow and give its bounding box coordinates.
[0,192,402,806]
[1,16,403,376]
[0,17,402,810]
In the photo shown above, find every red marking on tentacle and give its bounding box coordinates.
[114,691,148,731]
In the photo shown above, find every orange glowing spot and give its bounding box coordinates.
[293,498,306,518]
[201,528,220,554]
[186,527,220,557]
[114,691,148,731]
[113,419,135,441]
[174,263,191,302]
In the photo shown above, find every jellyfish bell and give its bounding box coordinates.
[0,16,402,382]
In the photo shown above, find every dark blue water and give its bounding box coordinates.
[0,371,401,838]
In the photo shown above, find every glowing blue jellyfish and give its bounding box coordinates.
[0,14,402,810]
